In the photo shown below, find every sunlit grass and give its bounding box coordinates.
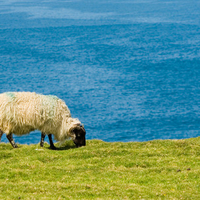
[1,138,200,199]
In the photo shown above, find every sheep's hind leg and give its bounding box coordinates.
[0,129,3,142]
[40,132,46,147]
[48,134,57,150]
[6,133,18,148]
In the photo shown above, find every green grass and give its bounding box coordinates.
[1,138,200,199]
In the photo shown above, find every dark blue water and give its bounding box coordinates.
[0,0,200,144]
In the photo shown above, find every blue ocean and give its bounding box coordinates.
[0,0,200,145]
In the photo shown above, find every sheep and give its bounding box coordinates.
[0,92,86,149]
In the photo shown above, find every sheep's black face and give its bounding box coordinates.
[72,125,86,147]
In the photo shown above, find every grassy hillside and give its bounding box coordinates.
[1,138,200,199]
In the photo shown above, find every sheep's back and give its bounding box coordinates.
[0,92,71,135]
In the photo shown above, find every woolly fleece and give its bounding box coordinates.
[0,92,81,141]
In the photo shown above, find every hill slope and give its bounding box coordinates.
[0,138,200,199]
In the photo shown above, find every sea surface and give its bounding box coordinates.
[0,0,200,144]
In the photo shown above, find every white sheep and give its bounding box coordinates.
[0,92,86,149]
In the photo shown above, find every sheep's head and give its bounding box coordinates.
[70,125,86,147]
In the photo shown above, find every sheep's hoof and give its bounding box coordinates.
[50,145,57,150]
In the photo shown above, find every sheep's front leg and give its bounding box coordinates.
[6,133,18,148]
[0,129,3,142]
[40,132,46,147]
[48,134,56,150]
